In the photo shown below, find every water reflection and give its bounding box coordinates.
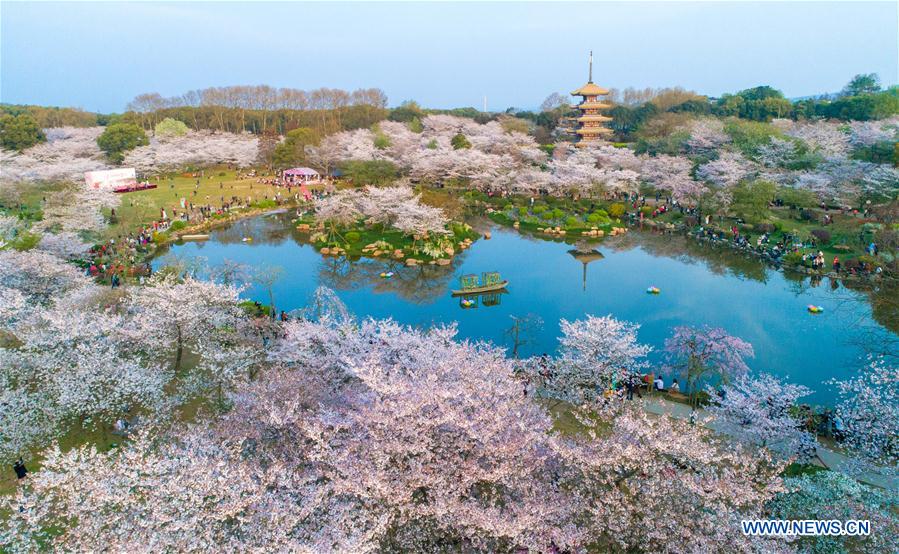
[157,214,899,404]
[319,256,460,304]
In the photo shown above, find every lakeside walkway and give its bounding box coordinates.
[638,395,897,491]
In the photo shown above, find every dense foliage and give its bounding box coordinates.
[0,113,46,151]
[96,123,148,163]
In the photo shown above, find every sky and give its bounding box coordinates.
[1,1,897,113]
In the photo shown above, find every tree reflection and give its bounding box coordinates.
[318,255,461,304]
[606,231,771,284]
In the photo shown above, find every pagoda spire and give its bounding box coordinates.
[588,50,593,83]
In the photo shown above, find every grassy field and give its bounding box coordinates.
[103,167,300,239]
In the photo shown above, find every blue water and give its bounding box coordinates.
[156,214,897,405]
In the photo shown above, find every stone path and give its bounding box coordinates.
[637,395,897,491]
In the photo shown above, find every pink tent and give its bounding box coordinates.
[283,167,320,183]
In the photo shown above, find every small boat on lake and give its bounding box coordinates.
[452,272,508,296]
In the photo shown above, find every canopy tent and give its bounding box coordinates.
[283,167,320,183]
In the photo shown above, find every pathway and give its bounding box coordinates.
[637,395,897,491]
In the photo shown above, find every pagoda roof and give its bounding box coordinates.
[571,82,610,96]
[576,127,613,135]
[576,101,612,110]
[577,114,613,122]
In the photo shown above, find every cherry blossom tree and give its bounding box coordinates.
[2,316,791,553]
[546,315,651,403]
[31,184,120,234]
[640,154,706,205]
[848,119,897,148]
[685,117,731,156]
[706,373,817,461]
[696,151,755,187]
[777,119,850,159]
[756,137,800,168]
[767,471,899,554]
[314,189,363,239]
[830,358,898,476]
[390,196,451,236]
[124,130,259,170]
[293,288,351,327]
[0,249,92,306]
[356,185,415,226]
[0,127,110,183]
[664,325,754,396]
[35,231,92,260]
[0,282,167,465]
[121,274,246,373]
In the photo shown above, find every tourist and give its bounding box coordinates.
[832,256,840,272]
[670,379,680,393]
[625,376,642,400]
[653,375,665,392]
[13,458,28,480]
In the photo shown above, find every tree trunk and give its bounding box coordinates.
[174,325,184,373]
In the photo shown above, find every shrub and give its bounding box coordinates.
[154,117,189,138]
[407,117,424,133]
[608,203,626,218]
[97,123,148,163]
[339,160,398,185]
[0,113,46,151]
[450,222,471,238]
[551,208,565,220]
[251,199,278,209]
[565,216,580,228]
[345,231,361,243]
[782,251,803,266]
[532,204,547,214]
[169,220,187,232]
[9,232,40,251]
[451,133,471,150]
[810,229,831,244]
[724,119,784,157]
[540,211,554,221]
[518,206,529,217]
[640,206,654,216]
[373,133,391,150]
[587,210,611,224]
[857,254,882,268]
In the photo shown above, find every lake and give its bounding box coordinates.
[155,213,898,405]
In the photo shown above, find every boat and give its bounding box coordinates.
[451,272,509,296]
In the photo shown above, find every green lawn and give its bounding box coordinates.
[104,167,298,239]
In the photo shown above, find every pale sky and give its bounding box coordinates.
[1,1,897,113]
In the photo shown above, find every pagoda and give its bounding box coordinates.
[570,51,613,146]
